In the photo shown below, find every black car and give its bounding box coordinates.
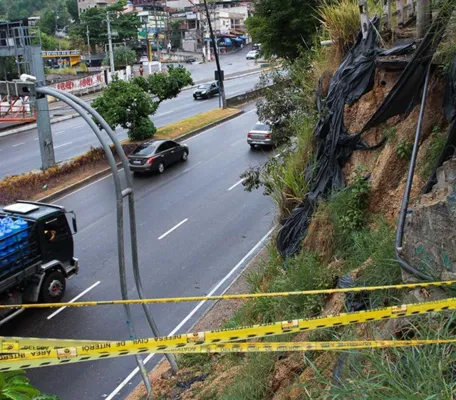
[193,82,219,100]
[128,140,189,174]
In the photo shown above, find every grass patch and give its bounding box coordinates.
[317,313,456,399]
[219,352,277,400]
[224,245,337,327]
[154,108,240,140]
[318,0,382,55]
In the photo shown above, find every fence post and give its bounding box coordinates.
[383,0,392,30]
[407,0,415,18]
[359,0,370,39]
[417,0,431,38]
[396,0,404,25]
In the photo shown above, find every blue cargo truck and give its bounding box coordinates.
[0,201,79,325]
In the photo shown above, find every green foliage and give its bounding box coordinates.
[40,33,59,50]
[226,246,335,327]
[419,125,448,179]
[319,313,456,399]
[92,66,192,140]
[327,166,370,236]
[395,139,413,160]
[245,0,320,61]
[219,352,276,400]
[0,370,59,400]
[92,78,157,141]
[384,126,397,142]
[0,57,19,81]
[241,113,315,211]
[318,0,382,54]
[70,2,141,48]
[103,46,137,69]
[66,0,78,22]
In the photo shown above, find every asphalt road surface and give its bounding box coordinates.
[0,72,261,179]
[0,103,276,400]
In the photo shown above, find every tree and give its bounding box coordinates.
[103,46,137,69]
[245,0,320,61]
[0,370,59,400]
[66,0,79,22]
[70,2,141,49]
[92,66,193,141]
[40,32,59,50]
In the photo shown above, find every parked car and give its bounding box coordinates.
[246,50,260,60]
[247,122,274,148]
[128,140,189,174]
[139,55,149,63]
[193,82,219,100]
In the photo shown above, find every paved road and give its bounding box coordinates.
[0,104,276,399]
[0,72,261,178]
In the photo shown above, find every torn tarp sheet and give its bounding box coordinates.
[276,18,381,257]
[276,5,454,258]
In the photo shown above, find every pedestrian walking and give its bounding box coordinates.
[139,65,144,76]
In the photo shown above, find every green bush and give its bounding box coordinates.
[395,139,413,160]
[327,166,370,237]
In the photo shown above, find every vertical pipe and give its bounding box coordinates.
[394,65,433,280]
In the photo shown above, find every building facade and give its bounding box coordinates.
[78,0,118,17]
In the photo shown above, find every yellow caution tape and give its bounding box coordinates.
[1,296,456,371]
[1,280,455,310]
[2,339,456,371]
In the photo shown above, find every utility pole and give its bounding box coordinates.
[106,12,115,75]
[25,46,56,170]
[203,0,226,108]
[153,0,161,61]
[86,25,91,67]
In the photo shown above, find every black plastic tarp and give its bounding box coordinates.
[277,18,381,257]
[361,3,454,133]
[276,4,454,258]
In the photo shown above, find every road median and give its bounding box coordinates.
[0,108,243,205]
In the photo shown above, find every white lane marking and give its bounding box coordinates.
[34,138,39,141]
[183,161,202,173]
[47,281,101,320]
[12,142,25,147]
[228,178,245,191]
[158,218,188,240]
[73,124,84,128]
[185,108,257,143]
[50,109,256,203]
[54,142,73,149]
[105,226,275,400]
[230,138,245,147]
[54,130,65,135]
[155,110,174,118]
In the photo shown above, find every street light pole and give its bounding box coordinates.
[106,12,115,75]
[86,24,91,67]
[203,0,226,109]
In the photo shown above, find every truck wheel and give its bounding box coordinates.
[41,270,66,303]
